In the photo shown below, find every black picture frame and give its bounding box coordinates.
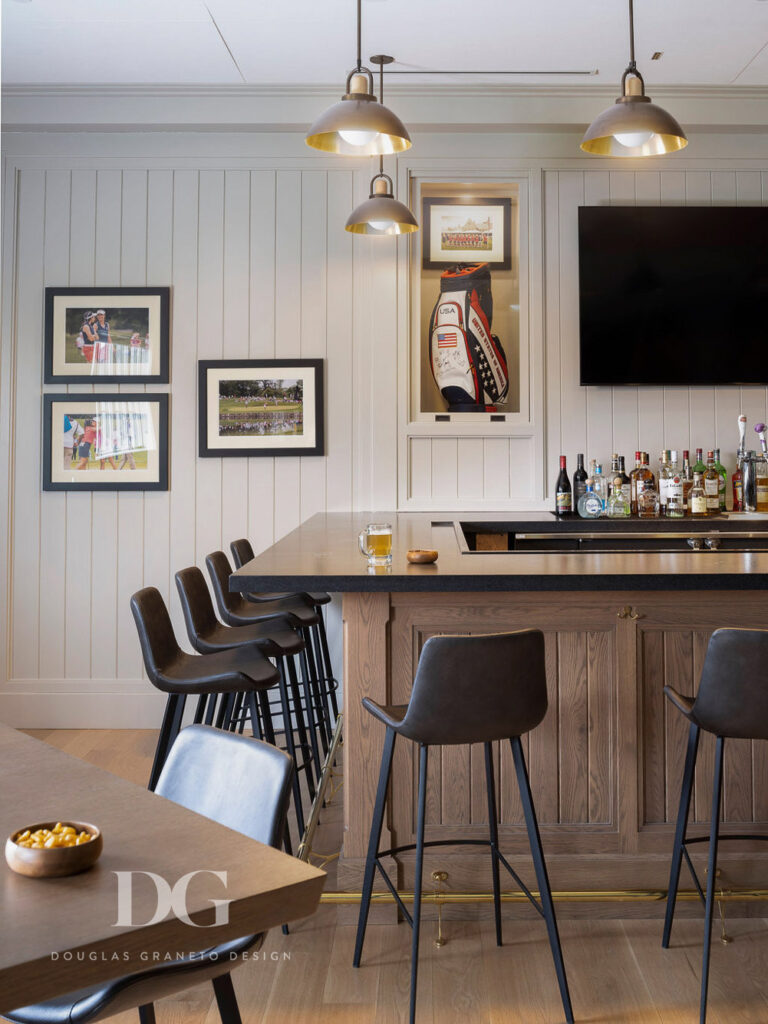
[422,197,512,270]
[44,286,170,384]
[43,393,169,491]
[198,359,324,458]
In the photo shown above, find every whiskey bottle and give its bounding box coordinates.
[658,450,672,513]
[616,456,632,505]
[629,451,643,514]
[681,450,693,512]
[690,472,708,517]
[713,448,727,512]
[635,453,656,511]
[555,455,572,516]
[704,451,720,515]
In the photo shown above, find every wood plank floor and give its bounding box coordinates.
[24,729,768,1024]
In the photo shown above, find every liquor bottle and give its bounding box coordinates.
[681,450,693,512]
[732,415,747,512]
[593,464,607,511]
[658,450,672,512]
[713,448,727,512]
[635,452,656,511]
[616,456,632,505]
[555,456,572,516]
[629,450,643,514]
[692,447,706,476]
[755,427,768,512]
[690,472,708,517]
[577,481,603,519]
[637,482,660,519]
[607,482,631,518]
[666,472,685,518]
[573,453,588,506]
[708,450,724,516]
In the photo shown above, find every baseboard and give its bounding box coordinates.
[0,681,167,727]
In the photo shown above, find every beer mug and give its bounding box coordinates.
[358,522,392,566]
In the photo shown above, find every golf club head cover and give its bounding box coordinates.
[429,263,509,412]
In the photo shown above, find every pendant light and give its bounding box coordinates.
[305,1,411,156]
[345,57,419,236]
[581,0,687,157]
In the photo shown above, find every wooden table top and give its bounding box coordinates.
[230,511,768,593]
[0,725,325,1014]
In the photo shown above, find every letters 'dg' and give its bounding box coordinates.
[112,870,231,927]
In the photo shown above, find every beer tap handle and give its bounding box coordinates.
[755,422,768,456]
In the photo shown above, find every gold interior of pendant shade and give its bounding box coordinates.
[581,93,688,157]
[306,71,411,156]
[345,176,419,235]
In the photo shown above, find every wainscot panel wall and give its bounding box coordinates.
[1,121,767,726]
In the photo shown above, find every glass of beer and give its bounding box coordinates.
[358,522,392,566]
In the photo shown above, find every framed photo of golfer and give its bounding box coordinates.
[43,393,169,491]
[198,359,324,458]
[44,286,170,383]
[422,197,512,270]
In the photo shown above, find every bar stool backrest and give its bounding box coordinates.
[155,725,293,848]
[398,629,548,745]
[130,587,182,685]
[175,566,221,643]
[694,628,768,740]
[231,538,255,570]
[206,550,240,618]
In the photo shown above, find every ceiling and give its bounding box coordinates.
[2,0,768,88]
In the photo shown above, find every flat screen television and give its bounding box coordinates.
[578,206,768,386]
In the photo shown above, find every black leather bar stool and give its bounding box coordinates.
[353,629,573,1024]
[130,587,279,792]
[174,565,315,839]
[207,550,332,765]
[662,627,768,1024]
[231,537,340,732]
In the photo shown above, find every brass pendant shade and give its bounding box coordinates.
[581,0,687,158]
[306,70,411,156]
[346,174,419,235]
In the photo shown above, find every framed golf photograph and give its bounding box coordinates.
[44,286,170,383]
[43,394,169,491]
[422,197,512,270]
[198,359,324,458]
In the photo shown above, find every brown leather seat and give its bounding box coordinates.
[662,627,768,1024]
[230,537,331,606]
[130,587,279,791]
[353,629,573,1024]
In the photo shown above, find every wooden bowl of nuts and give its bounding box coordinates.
[5,821,102,878]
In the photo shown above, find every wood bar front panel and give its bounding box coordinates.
[341,589,768,896]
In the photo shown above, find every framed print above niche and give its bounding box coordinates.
[198,359,324,458]
[44,287,170,384]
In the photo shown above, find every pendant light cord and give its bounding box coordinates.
[378,61,385,175]
[356,0,362,71]
[630,0,638,69]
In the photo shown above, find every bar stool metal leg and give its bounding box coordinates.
[511,736,574,1024]
[288,654,317,799]
[410,743,429,1024]
[277,657,306,836]
[316,612,340,721]
[700,735,725,1024]
[212,973,243,1024]
[484,741,503,947]
[354,727,397,968]
[148,693,186,792]
[663,721,700,948]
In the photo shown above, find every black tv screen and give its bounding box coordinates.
[578,206,768,386]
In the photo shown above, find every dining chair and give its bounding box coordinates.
[3,725,295,1024]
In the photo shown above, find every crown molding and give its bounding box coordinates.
[3,82,767,132]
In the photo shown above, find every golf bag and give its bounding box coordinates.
[428,263,509,412]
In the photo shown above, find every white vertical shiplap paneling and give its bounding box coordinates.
[38,170,71,680]
[220,170,251,552]
[117,169,149,680]
[11,170,45,680]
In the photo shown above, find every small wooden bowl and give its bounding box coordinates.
[406,549,438,564]
[5,821,102,878]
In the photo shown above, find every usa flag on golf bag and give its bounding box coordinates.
[428,263,509,412]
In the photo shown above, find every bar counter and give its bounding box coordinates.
[233,512,768,910]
